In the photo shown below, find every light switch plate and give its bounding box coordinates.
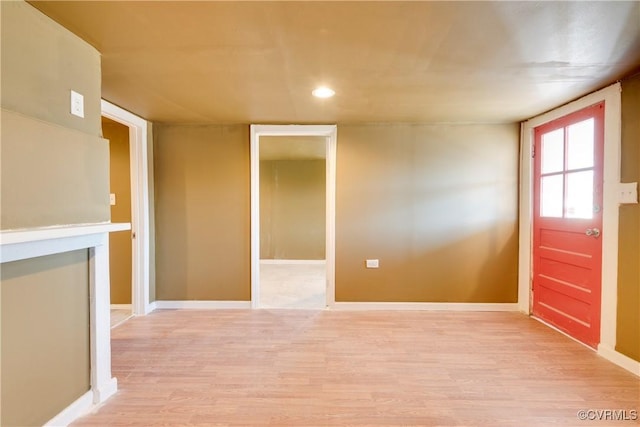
[619,182,638,204]
[70,90,84,118]
[366,259,379,269]
[110,193,116,206]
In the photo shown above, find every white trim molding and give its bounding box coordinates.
[153,300,252,310]
[250,125,337,310]
[597,344,640,376]
[0,223,130,262]
[1,222,130,424]
[43,390,94,427]
[519,83,624,369]
[517,121,533,315]
[332,302,519,311]
[101,100,152,316]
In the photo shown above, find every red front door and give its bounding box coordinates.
[532,102,604,348]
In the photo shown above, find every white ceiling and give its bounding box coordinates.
[29,1,640,124]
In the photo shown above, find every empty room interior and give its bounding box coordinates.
[1,1,639,426]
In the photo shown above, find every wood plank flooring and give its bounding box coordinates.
[73,310,639,426]
[110,308,133,328]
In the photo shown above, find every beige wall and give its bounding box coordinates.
[260,159,326,260]
[154,123,518,303]
[104,117,132,304]
[0,2,105,425]
[1,109,110,229]
[335,124,520,302]
[0,2,101,136]
[1,1,109,229]
[154,124,250,300]
[1,250,91,427]
[616,72,640,362]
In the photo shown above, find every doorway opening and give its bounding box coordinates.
[250,125,337,309]
[101,100,152,317]
[102,117,134,326]
[259,136,327,308]
[519,83,622,360]
[531,102,604,348]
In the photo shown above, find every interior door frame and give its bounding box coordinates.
[101,100,152,316]
[519,83,621,353]
[250,124,337,309]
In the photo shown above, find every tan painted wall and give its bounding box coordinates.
[616,72,640,362]
[1,1,109,229]
[0,2,101,136]
[0,2,104,424]
[1,110,110,229]
[154,123,518,303]
[335,124,520,302]
[154,124,250,300]
[260,160,326,260]
[1,250,91,427]
[104,118,132,304]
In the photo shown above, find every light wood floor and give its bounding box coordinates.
[110,308,132,328]
[74,310,639,426]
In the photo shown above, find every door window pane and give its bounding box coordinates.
[541,175,563,218]
[565,171,594,219]
[541,128,564,174]
[567,118,594,170]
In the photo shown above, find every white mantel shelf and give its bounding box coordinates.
[1,221,130,426]
[1,222,130,263]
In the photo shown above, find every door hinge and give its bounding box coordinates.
[132,232,136,239]
[532,146,536,158]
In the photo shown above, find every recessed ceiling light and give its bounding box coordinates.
[312,86,335,98]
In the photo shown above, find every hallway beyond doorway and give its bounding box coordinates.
[260,261,325,309]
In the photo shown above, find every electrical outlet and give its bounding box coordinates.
[366,259,379,269]
[619,182,638,204]
[110,193,116,206]
[70,90,84,118]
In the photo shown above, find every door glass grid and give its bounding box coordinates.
[541,129,564,174]
[566,170,593,219]
[567,118,594,170]
[539,118,595,219]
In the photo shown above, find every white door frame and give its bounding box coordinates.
[101,100,152,316]
[250,124,337,309]
[519,83,626,360]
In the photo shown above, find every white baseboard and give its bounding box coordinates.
[110,304,132,310]
[43,390,93,427]
[148,301,157,312]
[93,377,118,404]
[331,302,519,311]
[153,300,251,310]
[598,344,640,376]
[260,259,326,265]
